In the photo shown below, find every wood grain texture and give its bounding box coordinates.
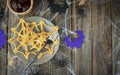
[0,0,8,75]
[92,0,112,75]
[111,0,120,75]
[71,0,92,75]
[0,0,119,75]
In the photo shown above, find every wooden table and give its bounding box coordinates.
[0,0,120,75]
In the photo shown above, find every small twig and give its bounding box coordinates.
[65,9,69,35]
[14,14,20,20]
[66,0,80,5]
[50,12,58,21]
[40,8,50,16]
[39,1,49,16]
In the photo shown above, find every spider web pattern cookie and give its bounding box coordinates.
[8,18,59,59]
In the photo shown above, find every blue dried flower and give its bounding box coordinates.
[64,30,85,48]
[0,30,7,49]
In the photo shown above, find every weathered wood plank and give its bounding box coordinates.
[0,0,8,75]
[71,0,93,75]
[49,0,72,75]
[92,0,112,75]
[8,10,21,75]
[111,0,120,75]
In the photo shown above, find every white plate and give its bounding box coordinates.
[10,17,59,65]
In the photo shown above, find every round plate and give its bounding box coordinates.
[10,17,59,65]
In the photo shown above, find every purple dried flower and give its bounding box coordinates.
[0,30,7,49]
[64,30,85,48]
